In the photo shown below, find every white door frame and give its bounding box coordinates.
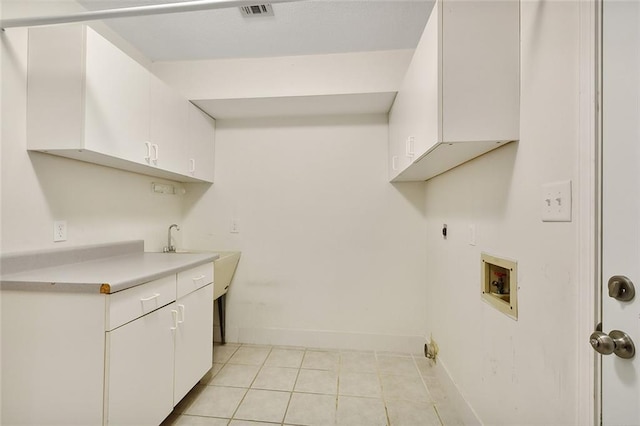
[577,0,600,424]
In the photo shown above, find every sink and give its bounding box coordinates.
[212,251,241,299]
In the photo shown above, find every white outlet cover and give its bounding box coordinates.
[541,180,572,222]
[53,220,67,242]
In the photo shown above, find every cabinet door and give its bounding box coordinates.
[187,104,216,183]
[84,27,150,163]
[388,104,415,181]
[387,0,439,180]
[174,284,214,404]
[106,304,175,426]
[150,75,190,174]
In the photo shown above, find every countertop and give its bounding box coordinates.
[0,245,218,294]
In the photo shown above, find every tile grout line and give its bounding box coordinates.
[371,349,391,426]
[412,352,446,426]
[433,403,446,426]
[411,353,436,401]
[186,345,452,426]
[228,344,275,423]
[280,346,307,425]
[335,349,342,425]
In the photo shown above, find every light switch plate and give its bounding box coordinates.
[542,180,572,222]
[468,224,477,246]
[230,218,240,233]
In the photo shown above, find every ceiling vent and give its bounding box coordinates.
[239,4,274,17]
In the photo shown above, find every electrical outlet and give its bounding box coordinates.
[53,220,67,242]
[230,218,240,234]
[541,180,572,222]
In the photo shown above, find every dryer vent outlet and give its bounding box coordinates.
[424,338,439,362]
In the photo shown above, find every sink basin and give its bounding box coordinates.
[212,251,241,299]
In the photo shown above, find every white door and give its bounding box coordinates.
[600,0,640,424]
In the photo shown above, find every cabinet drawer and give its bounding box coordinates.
[107,275,176,331]
[177,263,213,299]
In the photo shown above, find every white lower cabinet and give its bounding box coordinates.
[0,262,214,426]
[104,271,214,425]
[174,284,214,403]
[106,304,176,426]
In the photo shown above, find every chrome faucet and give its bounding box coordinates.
[164,224,180,253]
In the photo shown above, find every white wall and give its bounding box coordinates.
[181,115,429,352]
[422,1,581,424]
[1,0,588,423]
[152,50,414,101]
[0,1,182,253]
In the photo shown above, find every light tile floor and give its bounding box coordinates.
[161,343,464,426]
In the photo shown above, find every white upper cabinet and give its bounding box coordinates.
[83,28,151,164]
[149,75,190,174]
[187,104,216,182]
[389,0,520,182]
[27,25,214,183]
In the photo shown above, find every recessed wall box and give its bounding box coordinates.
[481,253,518,320]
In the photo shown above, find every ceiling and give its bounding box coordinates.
[75,0,432,62]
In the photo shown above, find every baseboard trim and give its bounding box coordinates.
[219,326,426,354]
[433,358,483,425]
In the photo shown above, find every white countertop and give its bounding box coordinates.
[0,251,219,294]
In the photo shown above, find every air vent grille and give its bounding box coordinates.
[240,4,274,17]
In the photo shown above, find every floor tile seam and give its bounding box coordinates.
[290,389,340,397]
[378,371,423,378]
[216,385,249,421]
[301,347,342,371]
[379,382,434,406]
[410,354,437,403]
[208,383,252,390]
[374,350,414,358]
[376,353,422,425]
[284,391,339,426]
[226,346,271,423]
[251,384,295,392]
[382,394,435,404]
[432,403,446,426]
[231,389,293,424]
[214,343,241,364]
[177,413,231,421]
[299,366,340,372]
[215,345,275,389]
[245,345,275,389]
[281,359,305,425]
